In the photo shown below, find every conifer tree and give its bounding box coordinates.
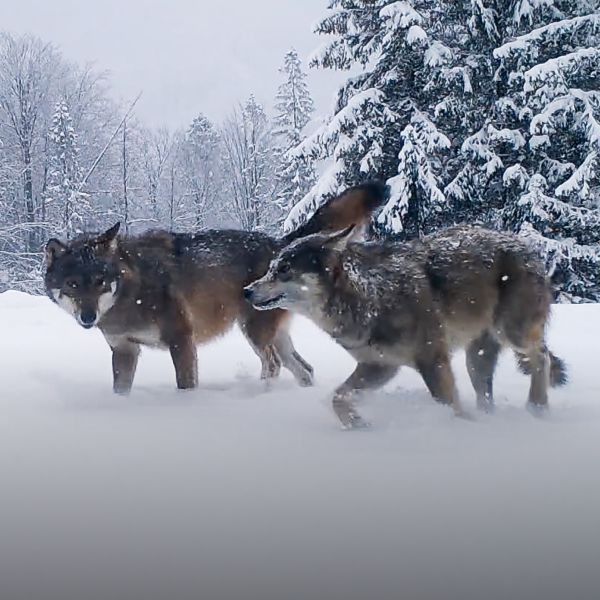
[273,50,316,223]
[46,99,88,238]
[286,0,457,236]
[494,5,600,300]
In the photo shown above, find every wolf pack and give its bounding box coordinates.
[44,182,566,429]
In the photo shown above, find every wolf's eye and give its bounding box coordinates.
[278,263,291,275]
[66,279,78,289]
[96,276,105,287]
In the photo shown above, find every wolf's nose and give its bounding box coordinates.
[80,310,97,328]
[243,287,254,301]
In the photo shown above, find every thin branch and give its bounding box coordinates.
[77,91,142,192]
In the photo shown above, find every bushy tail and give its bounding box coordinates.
[282,181,389,245]
[515,350,568,387]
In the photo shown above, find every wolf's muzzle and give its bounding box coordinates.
[79,309,97,329]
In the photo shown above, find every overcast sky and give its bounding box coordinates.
[0,0,345,128]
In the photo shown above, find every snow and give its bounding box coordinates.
[406,24,428,46]
[494,13,600,60]
[2,290,600,599]
[379,1,423,29]
[555,151,598,199]
[503,163,529,188]
[424,40,453,68]
[283,161,341,232]
[524,48,600,94]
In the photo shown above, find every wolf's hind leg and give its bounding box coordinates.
[494,269,552,410]
[239,307,289,382]
[501,319,551,411]
[273,330,314,387]
[111,341,141,394]
[466,331,501,412]
[333,362,398,429]
[525,345,550,410]
[259,345,282,380]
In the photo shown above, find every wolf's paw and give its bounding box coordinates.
[339,413,372,431]
[296,370,315,388]
[453,406,476,422]
[476,398,495,414]
[113,386,132,396]
[526,401,549,418]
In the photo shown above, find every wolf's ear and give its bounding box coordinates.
[322,225,356,252]
[45,239,67,267]
[95,222,120,252]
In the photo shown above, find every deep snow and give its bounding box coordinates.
[1,291,600,600]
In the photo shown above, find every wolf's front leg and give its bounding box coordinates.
[111,341,141,394]
[169,333,198,389]
[415,347,464,417]
[333,362,399,429]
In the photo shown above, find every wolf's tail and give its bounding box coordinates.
[281,181,389,245]
[515,350,568,387]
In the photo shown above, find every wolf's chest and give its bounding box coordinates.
[102,325,164,349]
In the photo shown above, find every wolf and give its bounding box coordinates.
[44,183,387,394]
[244,224,567,428]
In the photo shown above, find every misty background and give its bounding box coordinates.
[0,0,340,126]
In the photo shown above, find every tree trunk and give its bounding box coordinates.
[122,119,129,233]
[22,144,36,251]
[169,163,175,231]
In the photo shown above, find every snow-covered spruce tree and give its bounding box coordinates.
[494,8,600,204]
[286,1,463,237]
[508,174,600,301]
[492,5,600,300]
[45,99,88,238]
[273,49,316,225]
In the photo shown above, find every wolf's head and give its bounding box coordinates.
[44,223,122,329]
[244,226,355,316]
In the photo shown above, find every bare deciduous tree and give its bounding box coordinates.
[221,96,279,231]
[0,33,63,251]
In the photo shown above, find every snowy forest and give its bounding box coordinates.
[1,0,600,302]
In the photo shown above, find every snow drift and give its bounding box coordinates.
[1,291,599,600]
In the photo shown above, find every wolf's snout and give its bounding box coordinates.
[243,286,254,301]
[79,309,97,328]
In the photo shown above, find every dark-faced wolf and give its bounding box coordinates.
[245,225,567,428]
[44,183,386,394]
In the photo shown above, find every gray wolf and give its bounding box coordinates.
[245,225,567,428]
[44,183,386,394]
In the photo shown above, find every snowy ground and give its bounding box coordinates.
[1,291,600,600]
